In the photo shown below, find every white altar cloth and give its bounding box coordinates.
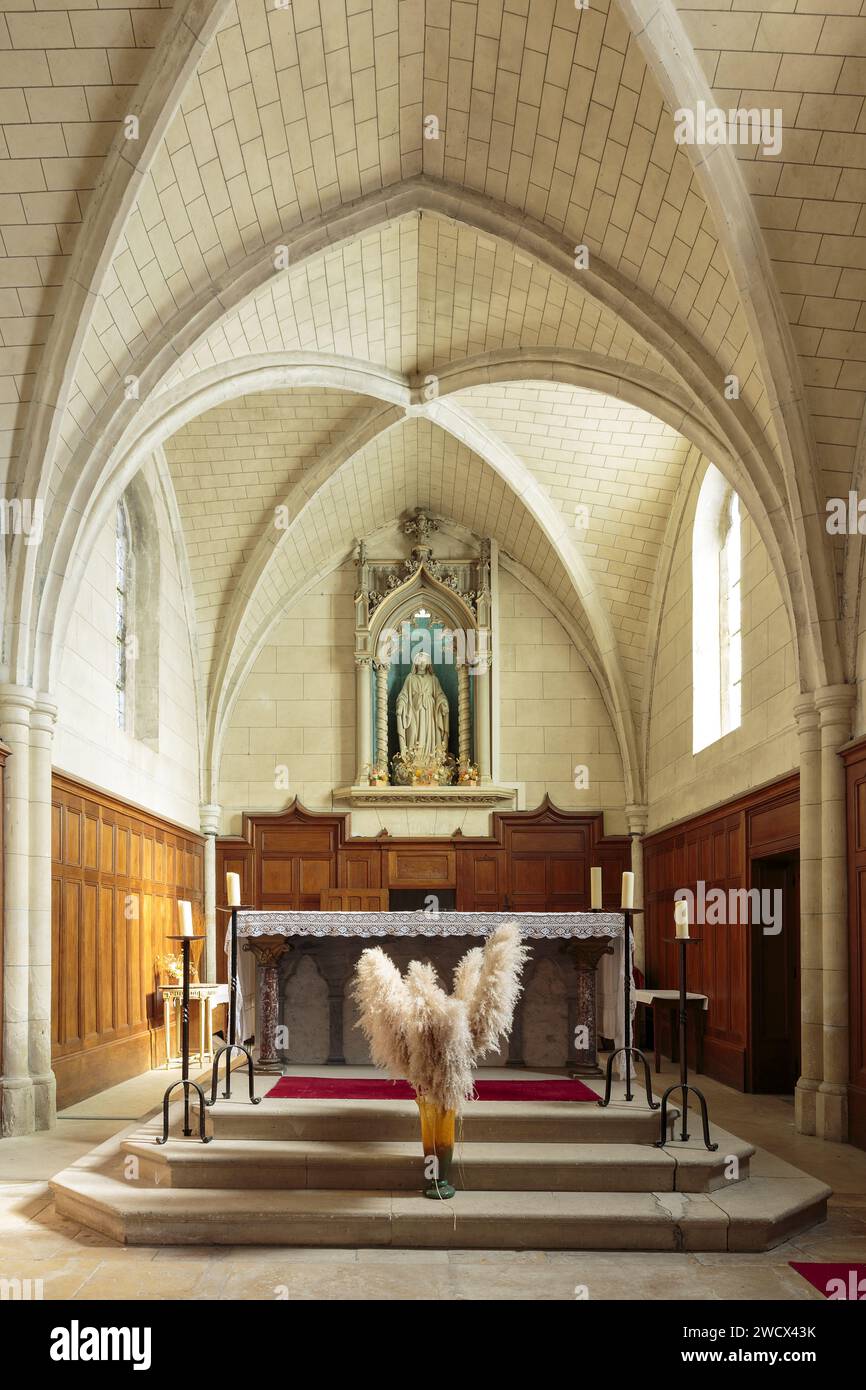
[235,908,624,939]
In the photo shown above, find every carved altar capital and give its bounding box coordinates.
[244,935,292,968]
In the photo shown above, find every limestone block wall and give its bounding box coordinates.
[54,472,200,831]
[647,473,799,832]
[217,564,627,837]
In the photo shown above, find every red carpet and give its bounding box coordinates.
[264,1076,599,1102]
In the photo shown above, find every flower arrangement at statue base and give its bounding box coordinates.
[457,760,479,786]
[365,761,389,787]
[352,924,529,1199]
[391,743,456,787]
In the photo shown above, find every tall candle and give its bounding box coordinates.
[226,872,241,907]
[178,899,193,936]
[590,866,603,910]
[674,899,690,939]
[621,871,635,909]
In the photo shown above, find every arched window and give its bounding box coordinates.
[692,464,742,753]
[115,499,132,731]
[114,477,160,743]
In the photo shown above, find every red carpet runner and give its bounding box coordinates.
[264,1076,599,1102]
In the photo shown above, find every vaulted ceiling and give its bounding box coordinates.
[3,0,863,793]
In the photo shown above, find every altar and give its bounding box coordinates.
[235,910,626,1076]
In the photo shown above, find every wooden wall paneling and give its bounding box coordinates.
[643,775,799,1092]
[51,774,204,1108]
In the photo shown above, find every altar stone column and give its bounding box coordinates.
[0,686,35,1136]
[374,660,388,772]
[200,803,220,983]
[816,684,854,1142]
[29,694,57,1130]
[355,654,372,784]
[626,803,648,975]
[246,936,291,1071]
[794,697,822,1136]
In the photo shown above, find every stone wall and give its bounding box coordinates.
[54,465,200,831]
[218,563,627,837]
[647,465,799,833]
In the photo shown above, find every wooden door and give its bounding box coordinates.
[749,853,800,1093]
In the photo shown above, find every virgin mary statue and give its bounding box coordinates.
[396,651,450,759]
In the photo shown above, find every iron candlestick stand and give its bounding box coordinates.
[207,904,260,1107]
[654,938,717,1151]
[597,907,658,1110]
[156,934,211,1144]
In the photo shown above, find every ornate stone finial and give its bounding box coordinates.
[403,510,439,542]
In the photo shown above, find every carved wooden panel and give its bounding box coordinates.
[385,849,456,888]
[51,774,204,1108]
[644,774,798,1093]
[321,888,389,912]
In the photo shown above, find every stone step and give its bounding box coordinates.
[120,1133,753,1193]
[51,1166,830,1252]
[209,1096,675,1145]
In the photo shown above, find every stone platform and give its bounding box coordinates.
[50,1069,830,1252]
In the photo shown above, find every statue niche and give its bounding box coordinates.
[347,513,498,796]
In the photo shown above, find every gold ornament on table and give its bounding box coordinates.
[157,952,199,986]
[352,924,530,1199]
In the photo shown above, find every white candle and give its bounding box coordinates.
[621,871,635,909]
[674,899,690,939]
[226,872,241,907]
[590,866,603,910]
[178,899,193,936]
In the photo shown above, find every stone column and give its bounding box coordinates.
[199,803,221,983]
[0,685,35,1136]
[245,936,290,1071]
[457,662,471,767]
[474,641,492,782]
[794,696,822,1136]
[355,654,372,784]
[374,660,388,773]
[626,803,649,974]
[29,695,57,1130]
[816,684,855,1141]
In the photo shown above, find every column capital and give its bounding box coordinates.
[199,803,221,836]
[30,693,57,732]
[793,693,818,724]
[625,803,648,836]
[814,683,856,721]
[354,653,373,669]
[0,683,36,721]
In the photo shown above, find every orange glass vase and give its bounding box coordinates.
[416,1098,456,1199]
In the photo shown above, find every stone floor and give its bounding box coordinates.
[1,1058,865,1300]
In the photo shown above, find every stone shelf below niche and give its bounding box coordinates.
[332,783,518,808]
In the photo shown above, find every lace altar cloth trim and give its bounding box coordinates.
[235,909,624,940]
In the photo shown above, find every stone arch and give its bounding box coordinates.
[619,0,841,695]
[14,181,830,700]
